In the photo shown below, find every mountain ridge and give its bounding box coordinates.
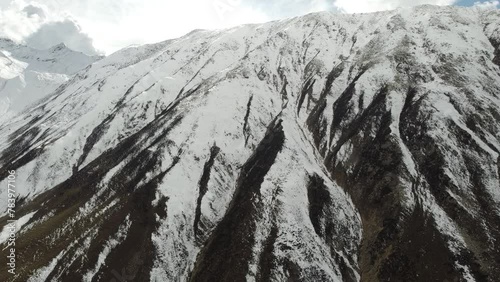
[0,38,102,123]
[0,5,499,281]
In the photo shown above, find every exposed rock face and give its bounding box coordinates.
[0,5,500,282]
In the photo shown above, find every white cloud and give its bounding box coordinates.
[25,19,98,56]
[241,0,335,18]
[2,0,485,55]
[22,3,47,19]
[473,1,499,9]
[0,1,44,42]
[333,0,457,13]
[1,0,333,54]
[74,0,269,54]
[0,0,100,55]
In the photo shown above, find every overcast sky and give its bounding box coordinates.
[0,0,498,55]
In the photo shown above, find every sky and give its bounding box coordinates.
[0,0,499,55]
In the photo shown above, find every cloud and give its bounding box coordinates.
[0,1,100,55]
[473,1,499,9]
[1,0,490,55]
[0,1,44,42]
[333,0,457,13]
[71,0,270,53]
[22,3,47,19]
[240,0,336,18]
[25,19,99,55]
[18,0,332,53]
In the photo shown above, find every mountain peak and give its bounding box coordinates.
[0,39,101,123]
[49,42,69,52]
[1,6,500,281]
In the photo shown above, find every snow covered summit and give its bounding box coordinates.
[0,39,101,122]
[0,5,500,282]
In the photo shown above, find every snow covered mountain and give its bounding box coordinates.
[1,5,500,282]
[0,39,101,122]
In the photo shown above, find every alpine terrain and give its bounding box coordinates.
[0,38,101,123]
[1,5,500,282]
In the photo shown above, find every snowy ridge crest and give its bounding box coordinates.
[0,5,500,282]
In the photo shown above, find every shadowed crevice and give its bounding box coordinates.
[488,37,500,67]
[194,144,221,238]
[306,62,345,154]
[307,173,358,282]
[328,68,368,147]
[75,111,117,172]
[325,84,389,169]
[90,157,180,282]
[243,95,253,146]
[307,173,331,237]
[74,73,155,171]
[256,225,278,282]
[297,77,315,116]
[0,125,43,182]
[190,118,285,282]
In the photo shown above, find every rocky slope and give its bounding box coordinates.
[0,5,500,282]
[0,39,101,122]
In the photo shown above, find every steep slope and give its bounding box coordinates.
[0,39,102,122]
[0,5,499,282]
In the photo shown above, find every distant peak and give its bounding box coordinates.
[50,42,68,52]
[0,38,17,48]
[0,38,15,43]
